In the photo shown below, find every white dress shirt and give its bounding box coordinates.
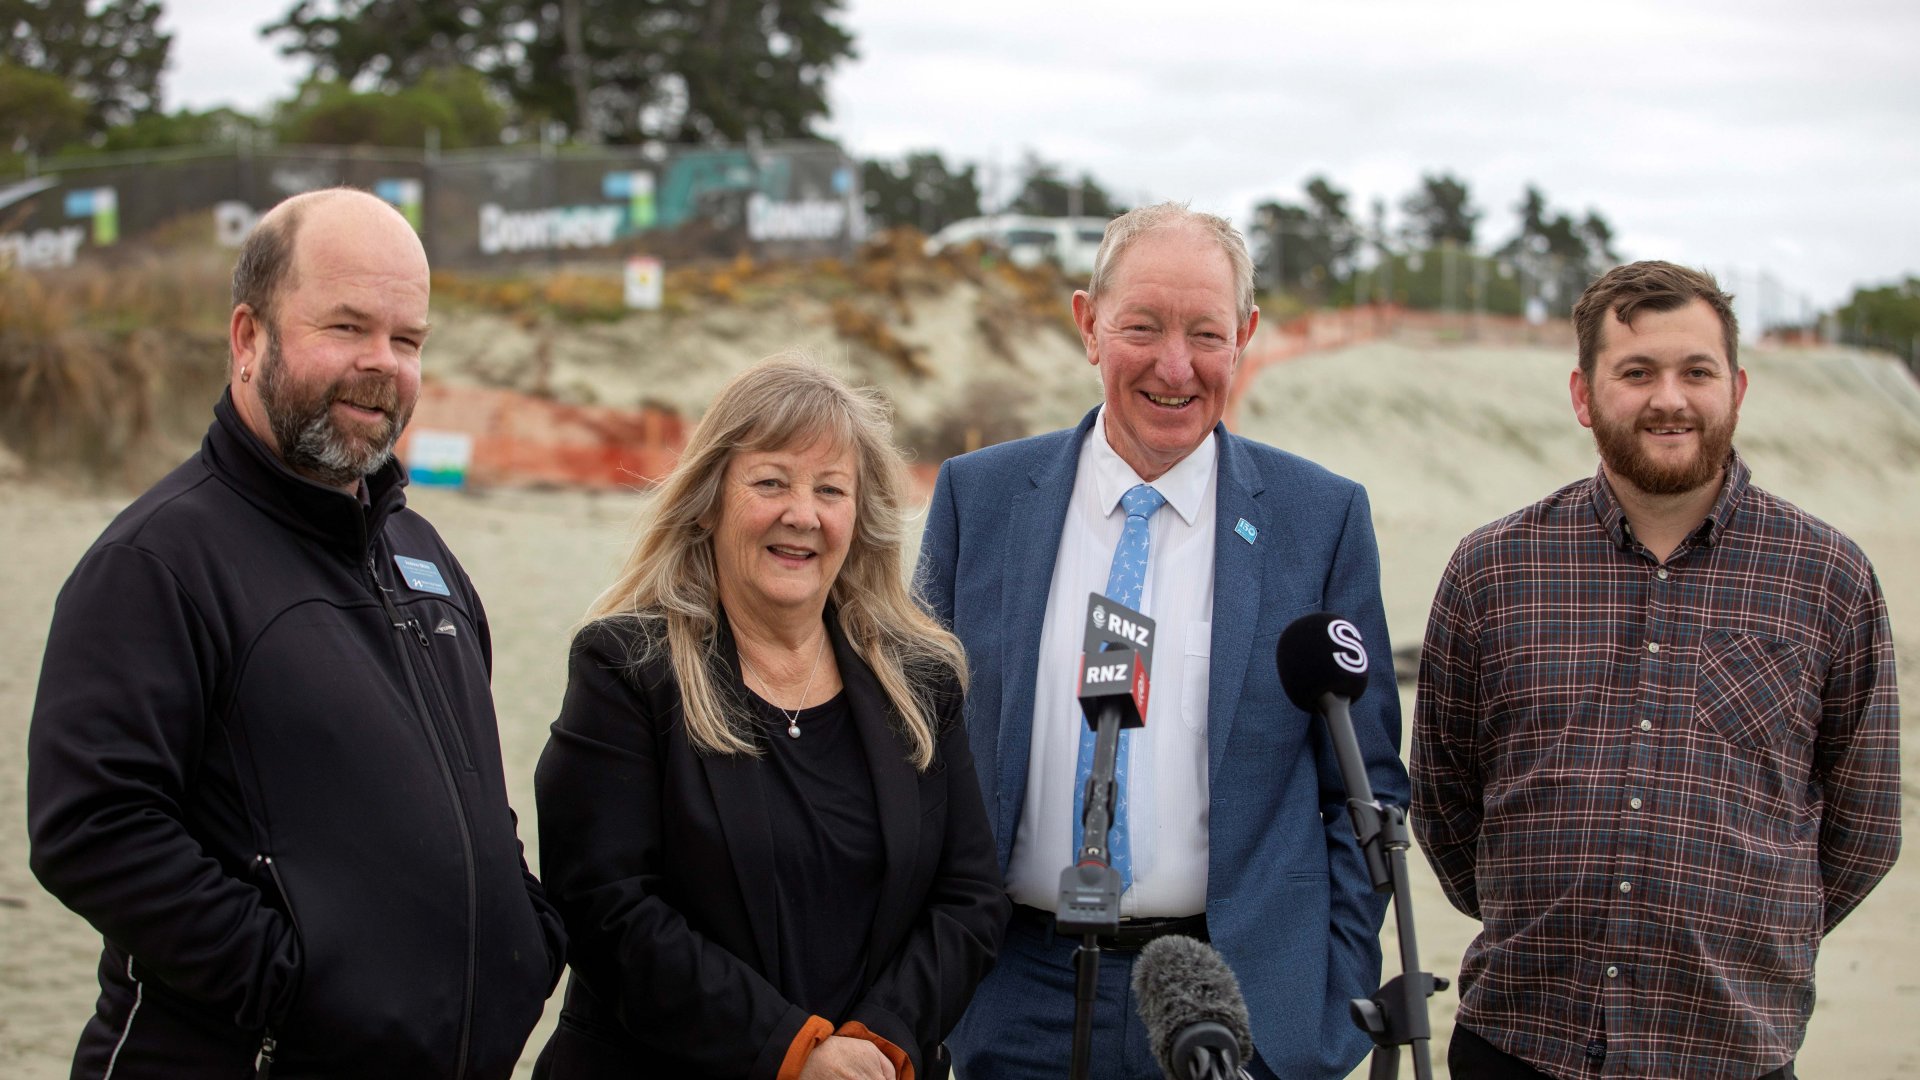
[1004,408,1216,918]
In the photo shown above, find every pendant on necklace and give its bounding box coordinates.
[787,720,802,739]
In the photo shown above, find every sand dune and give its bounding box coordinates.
[2,340,1915,1077]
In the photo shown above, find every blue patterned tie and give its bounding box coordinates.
[1073,483,1166,891]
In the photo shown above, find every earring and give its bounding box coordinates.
[241,366,251,383]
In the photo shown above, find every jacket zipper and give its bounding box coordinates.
[366,554,478,1079]
[375,562,477,770]
[416,627,478,771]
[253,853,294,1079]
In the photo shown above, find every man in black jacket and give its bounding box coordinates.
[27,187,566,1078]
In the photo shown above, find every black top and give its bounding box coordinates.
[745,689,884,1021]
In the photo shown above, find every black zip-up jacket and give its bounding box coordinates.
[28,394,566,1078]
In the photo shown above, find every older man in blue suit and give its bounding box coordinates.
[919,203,1407,1079]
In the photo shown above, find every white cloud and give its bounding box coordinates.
[160,2,304,115]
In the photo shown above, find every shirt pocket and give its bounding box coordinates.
[1181,623,1211,732]
[1694,629,1810,750]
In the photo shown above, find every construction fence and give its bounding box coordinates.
[0,141,863,273]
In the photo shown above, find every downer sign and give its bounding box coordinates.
[478,203,626,254]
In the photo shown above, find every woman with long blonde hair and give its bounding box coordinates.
[533,354,1006,1080]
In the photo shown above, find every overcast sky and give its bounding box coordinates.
[161,0,1919,310]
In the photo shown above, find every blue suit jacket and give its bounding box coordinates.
[917,409,1408,1078]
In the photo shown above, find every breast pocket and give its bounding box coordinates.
[1181,622,1211,733]
[1694,630,1811,750]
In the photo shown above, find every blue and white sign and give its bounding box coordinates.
[407,429,473,488]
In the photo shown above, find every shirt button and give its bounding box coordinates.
[1606,965,1620,978]
[1656,568,1669,580]
[1639,719,1653,731]
[1620,880,1633,893]
[1646,641,1661,653]
[1629,797,1643,810]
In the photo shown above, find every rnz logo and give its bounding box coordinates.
[1327,619,1367,675]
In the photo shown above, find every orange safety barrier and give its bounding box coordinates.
[395,382,687,489]
[1226,305,1401,429]
[393,308,1587,493]
[1224,305,1580,428]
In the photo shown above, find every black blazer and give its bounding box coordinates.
[532,611,1008,1080]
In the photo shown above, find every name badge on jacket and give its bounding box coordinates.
[395,555,451,596]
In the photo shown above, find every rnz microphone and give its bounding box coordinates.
[1076,591,1155,730]
[1276,611,1391,889]
[1132,935,1255,1080]
[1058,592,1156,934]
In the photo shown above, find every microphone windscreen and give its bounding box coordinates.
[1276,612,1370,711]
[1132,935,1254,1076]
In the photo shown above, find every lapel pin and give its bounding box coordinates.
[1235,518,1258,544]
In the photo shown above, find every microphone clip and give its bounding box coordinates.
[1056,858,1122,935]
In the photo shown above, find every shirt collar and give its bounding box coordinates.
[1088,404,1216,526]
[1589,447,1751,552]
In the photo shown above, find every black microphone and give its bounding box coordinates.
[1058,592,1157,934]
[1076,592,1156,730]
[1276,611,1369,711]
[1279,614,1446,1078]
[1132,935,1255,1080]
[1277,611,1375,800]
[1277,611,1390,889]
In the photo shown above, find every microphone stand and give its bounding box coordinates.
[1060,701,1124,1080]
[1058,593,1152,1080]
[1318,691,1447,1080]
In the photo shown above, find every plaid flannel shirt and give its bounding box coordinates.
[1412,451,1900,1079]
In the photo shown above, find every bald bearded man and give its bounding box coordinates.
[28,188,565,1078]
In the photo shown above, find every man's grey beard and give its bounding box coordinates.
[257,333,409,489]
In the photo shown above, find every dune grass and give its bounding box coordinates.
[0,240,230,487]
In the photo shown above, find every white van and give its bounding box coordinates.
[925,215,1111,278]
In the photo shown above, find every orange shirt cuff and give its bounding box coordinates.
[836,1020,914,1080]
[776,1015,836,1080]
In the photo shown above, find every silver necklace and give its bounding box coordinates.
[740,633,826,739]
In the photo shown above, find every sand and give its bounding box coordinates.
[3,340,1916,1077]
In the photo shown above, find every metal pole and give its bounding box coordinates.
[1472,255,1487,338]
[1275,223,1286,294]
[1069,938,1100,1080]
